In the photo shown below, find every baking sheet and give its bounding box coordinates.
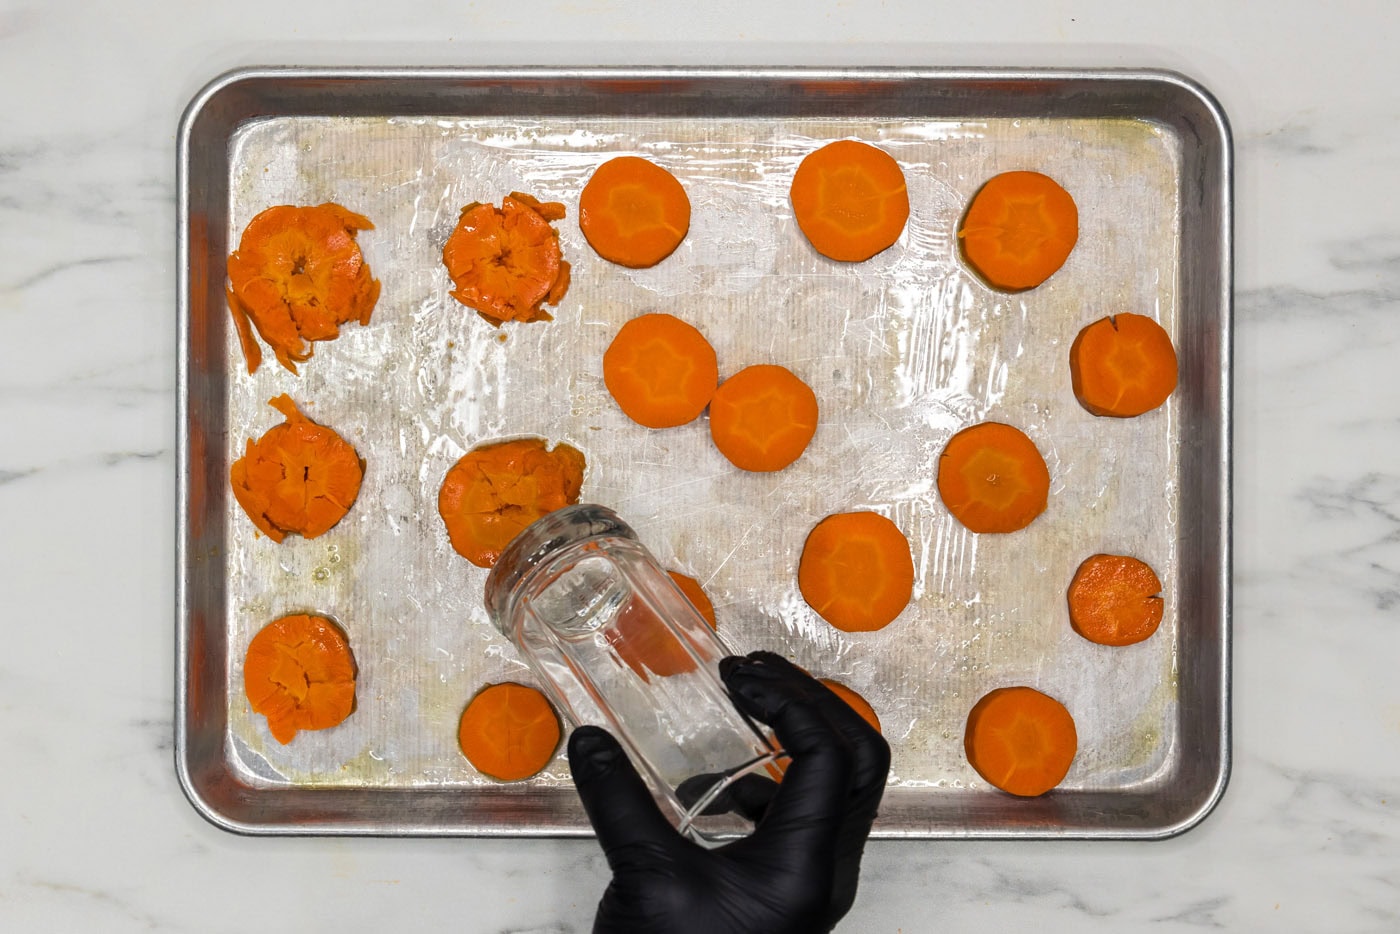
[178,69,1231,837]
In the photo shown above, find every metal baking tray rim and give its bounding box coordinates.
[177,65,1232,839]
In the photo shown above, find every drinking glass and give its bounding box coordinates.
[484,504,783,842]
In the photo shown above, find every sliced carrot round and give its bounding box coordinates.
[1067,553,1164,646]
[958,171,1078,291]
[608,573,717,680]
[603,313,718,428]
[799,511,914,632]
[820,679,882,734]
[790,140,909,262]
[579,156,691,268]
[437,438,586,568]
[1069,313,1179,417]
[243,614,356,745]
[230,394,365,543]
[964,686,1077,797]
[936,422,1050,534]
[709,364,819,472]
[668,571,718,628]
[458,682,561,781]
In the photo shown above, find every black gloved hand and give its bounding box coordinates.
[568,651,891,934]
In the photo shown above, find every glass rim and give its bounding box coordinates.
[483,503,637,635]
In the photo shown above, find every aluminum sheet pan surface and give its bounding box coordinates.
[177,68,1231,838]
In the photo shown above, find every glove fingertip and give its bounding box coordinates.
[568,725,625,783]
[718,655,747,680]
[566,726,681,860]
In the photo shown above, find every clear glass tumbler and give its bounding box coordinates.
[484,503,783,842]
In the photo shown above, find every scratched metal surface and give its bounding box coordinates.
[178,69,1231,836]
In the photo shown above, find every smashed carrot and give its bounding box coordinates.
[820,679,882,735]
[458,682,561,781]
[579,156,691,268]
[1067,553,1164,646]
[790,139,909,262]
[437,438,586,568]
[243,614,356,745]
[936,422,1050,534]
[708,364,819,472]
[964,686,1077,797]
[230,394,365,543]
[958,171,1078,291]
[442,192,571,326]
[226,203,381,374]
[799,511,914,632]
[603,313,718,428]
[668,571,718,628]
[1069,313,1179,418]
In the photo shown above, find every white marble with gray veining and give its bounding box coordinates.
[2,1,1398,931]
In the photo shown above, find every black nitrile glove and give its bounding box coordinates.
[568,651,891,934]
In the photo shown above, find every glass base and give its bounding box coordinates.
[675,751,790,846]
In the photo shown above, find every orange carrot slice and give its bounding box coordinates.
[442,192,571,326]
[790,140,909,261]
[820,679,882,735]
[243,614,356,744]
[936,422,1050,534]
[958,171,1078,291]
[964,686,1077,797]
[229,394,365,542]
[1069,313,1179,417]
[437,438,586,569]
[1067,553,1164,646]
[603,313,719,428]
[608,573,717,680]
[226,203,381,374]
[668,571,718,628]
[799,511,914,632]
[708,364,819,472]
[579,156,691,268]
[458,682,561,781]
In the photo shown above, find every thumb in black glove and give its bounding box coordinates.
[568,651,891,934]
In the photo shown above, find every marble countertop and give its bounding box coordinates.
[3,2,1398,931]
